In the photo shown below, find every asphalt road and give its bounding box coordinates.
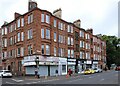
[1,70,119,85]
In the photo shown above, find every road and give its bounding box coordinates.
[1,70,119,85]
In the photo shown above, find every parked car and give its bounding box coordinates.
[0,70,12,78]
[84,69,95,74]
[93,68,102,73]
[115,66,120,71]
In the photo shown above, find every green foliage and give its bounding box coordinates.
[101,35,120,66]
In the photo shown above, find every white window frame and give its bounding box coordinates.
[17,33,20,42]
[46,29,50,39]
[21,32,24,41]
[41,28,44,38]
[46,45,50,55]
[17,19,20,28]
[41,13,44,22]
[21,18,24,27]
[54,32,56,42]
[46,15,50,24]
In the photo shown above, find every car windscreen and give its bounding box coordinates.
[4,71,11,73]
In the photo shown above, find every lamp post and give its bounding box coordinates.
[35,57,39,78]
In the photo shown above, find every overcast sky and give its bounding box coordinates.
[0,0,119,36]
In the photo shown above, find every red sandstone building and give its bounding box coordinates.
[1,1,106,76]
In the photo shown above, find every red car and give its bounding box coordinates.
[115,66,120,71]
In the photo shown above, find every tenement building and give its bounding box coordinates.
[1,1,106,76]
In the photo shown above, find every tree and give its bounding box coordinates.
[101,35,120,67]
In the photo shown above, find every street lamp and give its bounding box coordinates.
[35,57,39,78]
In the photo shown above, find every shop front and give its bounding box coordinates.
[86,60,92,69]
[58,58,67,75]
[67,58,76,74]
[92,61,98,69]
[23,55,59,76]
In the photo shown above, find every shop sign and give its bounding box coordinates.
[86,60,92,64]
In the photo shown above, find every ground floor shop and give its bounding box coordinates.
[67,58,76,74]
[23,55,67,76]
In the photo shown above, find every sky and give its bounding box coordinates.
[0,0,119,36]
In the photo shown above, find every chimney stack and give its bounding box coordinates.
[73,19,81,28]
[53,8,62,19]
[28,0,37,11]
[86,28,93,34]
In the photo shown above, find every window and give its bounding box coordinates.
[68,37,70,45]
[80,31,84,38]
[17,33,20,42]
[2,28,4,35]
[61,23,63,30]
[80,41,84,48]
[14,36,16,43]
[67,25,70,32]
[58,22,61,29]
[71,26,73,33]
[54,19,57,27]
[54,47,56,56]
[14,23,16,30]
[17,19,20,28]
[86,34,90,39]
[46,15,50,24]
[41,28,44,38]
[4,39,7,47]
[75,31,79,40]
[54,32,56,42]
[21,18,24,26]
[62,65,66,73]
[28,14,33,24]
[28,45,33,55]
[21,47,24,56]
[41,13,44,22]
[17,48,21,56]
[80,52,82,59]
[41,44,44,55]
[46,45,50,55]
[10,37,13,45]
[10,25,13,33]
[5,27,7,34]
[46,29,50,39]
[21,32,24,41]
[71,38,73,45]
[71,50,74,58]
[86,52,90,59]
[68,49,70,58]
[28,29,33,39]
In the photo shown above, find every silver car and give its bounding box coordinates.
[0,70,12,78]
[93,68,102,73]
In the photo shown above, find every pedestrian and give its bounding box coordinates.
[68,69,71,76]
[55,70,58,77]
[35,69,38,78]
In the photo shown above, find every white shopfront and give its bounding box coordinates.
[23,55,67,76]
[92,61,98,69]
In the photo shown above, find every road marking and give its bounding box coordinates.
[41,79,59,82]
[12,79,24,82]
[6,81,15,84]
[100,78,104,81]
[67,79,82,82]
